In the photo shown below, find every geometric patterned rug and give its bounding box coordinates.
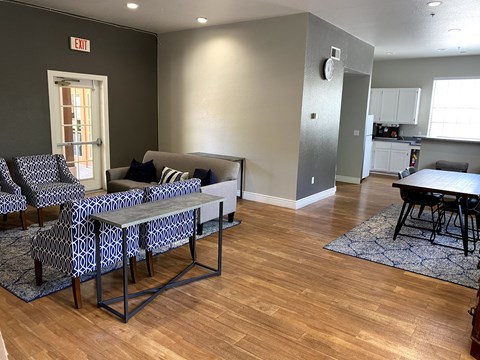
[0,219,240,302]
[324,204,480,289]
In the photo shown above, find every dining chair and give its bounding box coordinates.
[435,159,477,248]
[435,160,469,173]
[393,169,442,241]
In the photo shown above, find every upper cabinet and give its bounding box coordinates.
[369,88,421,125]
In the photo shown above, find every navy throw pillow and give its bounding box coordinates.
[193,168,218,187]
[125,159,156,183]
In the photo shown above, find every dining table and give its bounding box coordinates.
[392,168,480,256]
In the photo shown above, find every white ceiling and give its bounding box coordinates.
[12,0,480,60]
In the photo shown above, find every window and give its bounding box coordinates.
[428,78,480,140]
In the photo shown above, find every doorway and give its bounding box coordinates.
[47,70,110,191]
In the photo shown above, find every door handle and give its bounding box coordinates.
[57,138,103,147]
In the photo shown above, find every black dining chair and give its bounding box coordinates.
[434,160,478,251]
[435,160,469,173]
[393,169,443,241]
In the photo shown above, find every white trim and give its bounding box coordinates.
[336,175,361,184]
[243,192,297,209]
[242,187,336,209]
[47,70,110,190]
[295,187,336,209]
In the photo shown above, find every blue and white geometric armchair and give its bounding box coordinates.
[0,158,27,230]
[12,154,85,227]
[140,178,201,276]
[32,189,144,308]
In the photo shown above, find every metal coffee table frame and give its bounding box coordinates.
[92,193,224,323]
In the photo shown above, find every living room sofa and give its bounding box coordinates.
[106,151,240,233]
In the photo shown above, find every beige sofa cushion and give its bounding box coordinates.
[142,151,238,183]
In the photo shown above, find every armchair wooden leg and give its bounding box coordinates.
[228,212,235,223]
[37,208,44,227]
[34,259,43,286]
[129,256,137,283]
[146,251,154,277]
[2,214,6,222]
[20,211,27,230]
[72,277,82,309]
[197,223,203,235]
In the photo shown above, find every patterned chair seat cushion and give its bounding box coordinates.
[0,191,27,214]
[31,182,86,208]
[0,158,27,215]
[140,179,201,252]
[32,189,144,278]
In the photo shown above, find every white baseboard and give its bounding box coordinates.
[243,191,297,209]
[295,187,336,209]
[242,187,336,210]
[335,175,361,184]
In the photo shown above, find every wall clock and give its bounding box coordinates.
[323,57,335,81]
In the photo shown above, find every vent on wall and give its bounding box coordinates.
[331,46,341,60]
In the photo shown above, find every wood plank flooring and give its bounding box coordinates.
[0,174,477,359]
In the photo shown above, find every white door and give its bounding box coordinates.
[48,71,110,191]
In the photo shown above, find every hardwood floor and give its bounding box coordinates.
[0,174,476,359]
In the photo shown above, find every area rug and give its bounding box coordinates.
[0,219,240,302]
[324,204,480,289]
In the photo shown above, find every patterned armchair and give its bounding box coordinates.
[12,154,85,226]
[32,189,144,308]
[140,178,201,276]
[0,158,27,230]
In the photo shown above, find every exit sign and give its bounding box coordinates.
[69,37,90,53]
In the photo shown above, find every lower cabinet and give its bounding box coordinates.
[371,141,410,174]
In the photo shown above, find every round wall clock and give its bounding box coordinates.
[323,57,335,81]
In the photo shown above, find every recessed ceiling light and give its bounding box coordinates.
[386,52,394,55]
[448,28,461,33]
[196,17,208,24]
[427,1,442,6]
[127,3,139,9]
[437,48,447,51]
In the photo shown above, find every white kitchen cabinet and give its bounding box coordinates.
[389,142,410,173]
[396,88,421,124]
[369,89,382,123]
[369,88,421,125]
[372,141,390,172]
[379,89,399,124]
[371,141,410,173]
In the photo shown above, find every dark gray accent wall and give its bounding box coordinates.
[0,2,158,166]
[296,14,374,200]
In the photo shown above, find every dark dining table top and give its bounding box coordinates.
[392,169,480,198]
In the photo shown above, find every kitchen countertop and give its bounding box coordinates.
[373,137,422,146]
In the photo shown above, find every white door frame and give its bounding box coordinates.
[47,70,110,190]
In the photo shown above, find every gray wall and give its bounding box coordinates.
[158,14,307,201]
[157,13,374,204]
[419,138,480,174]
[297,14,374,198]
[371,55,480,137]
[336,74,371,181]
[0,2,158,166]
